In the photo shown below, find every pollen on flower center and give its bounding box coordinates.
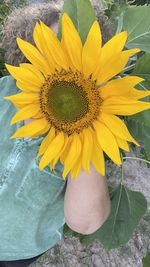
[39,69,102,135]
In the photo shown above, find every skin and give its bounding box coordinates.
[64,165,111,234]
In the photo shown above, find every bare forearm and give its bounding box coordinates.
[64,164,111,234]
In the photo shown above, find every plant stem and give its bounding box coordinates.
[122,64,135,73]
[121,154,124,185]
[122,157,150,165]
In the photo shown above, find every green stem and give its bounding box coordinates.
[122,64,135,73]
[120,154,124,185]
[122,156,150,165]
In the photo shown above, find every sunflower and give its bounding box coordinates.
[4,13,150,179]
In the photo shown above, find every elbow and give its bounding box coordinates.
[65,220,101,235]
[65,204,111,235]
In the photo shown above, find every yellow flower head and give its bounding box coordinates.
[5,13,150,179]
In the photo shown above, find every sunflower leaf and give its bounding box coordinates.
[122,6,150,53]
[57,0,96,44]
[63,223,82,238]
[129,54,150,127]
[143,252,150,267]
[127,119,150,161]
[79,184,147,249]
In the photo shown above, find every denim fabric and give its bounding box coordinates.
[0,76,67,260]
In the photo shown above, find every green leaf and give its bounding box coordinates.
[122,6,150,53]
[57,0,96,44]
[133,53,150,81]
[127,119,150,161]
[144,136,150,161]
[63,223,82,238]
[143,252,150,267]
[131,110,150,128]
[105,0,130,35]
[80,184,147,249]
[128,54,150,127]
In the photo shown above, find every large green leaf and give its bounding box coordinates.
[134,54,150,75]
[127,54,150,159]
[57,0,96,44]
[79,184,147,249]
[143,252,150,267]
[127,119,150,161]
[63,223,82,238]
[130,54,150,127]
[122,6,150,53]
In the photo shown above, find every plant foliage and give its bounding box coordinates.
[123,6,150,53]
[143,252,150,267]
[58,0,96,44]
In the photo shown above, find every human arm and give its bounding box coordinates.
[64,164,111,235]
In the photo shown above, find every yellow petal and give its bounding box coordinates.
[61,38,74,70]
[100,31,128,65]
[99,113,139,146]
[31,122,50,138]
[93,120,121,165]
[50,135,69,170]
[70,155,82,179]
[10,118,50,138]
[101,96,150,115]
[131,88,150,100]
[4,92,39,109]
[116,137,130,152]
[5,64,44,90]
[40,21,68,70]
[69,131,83,180]
[99,76,144,99]
[90,129,105,176]
[61,13,82,71]
[81,128,93,174]
[31,111,43,120]
[16,81,41,93]
[33,22,55,71]
[16,38,51,75]
[33,22,45,55]
[10,104,41,125]
[82,21,102,77]
[39,132,65,170]
[101,77,150,100]
[20,63,45,81]
[95,48,140,85]
[60,137,72,165]
[93,31,128,79]
[62,133,82,178]
[37,127,55,158]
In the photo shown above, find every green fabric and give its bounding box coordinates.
[0,76,67,260]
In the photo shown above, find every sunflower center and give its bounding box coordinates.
[48,81,88,122]
[39,69,102,135]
